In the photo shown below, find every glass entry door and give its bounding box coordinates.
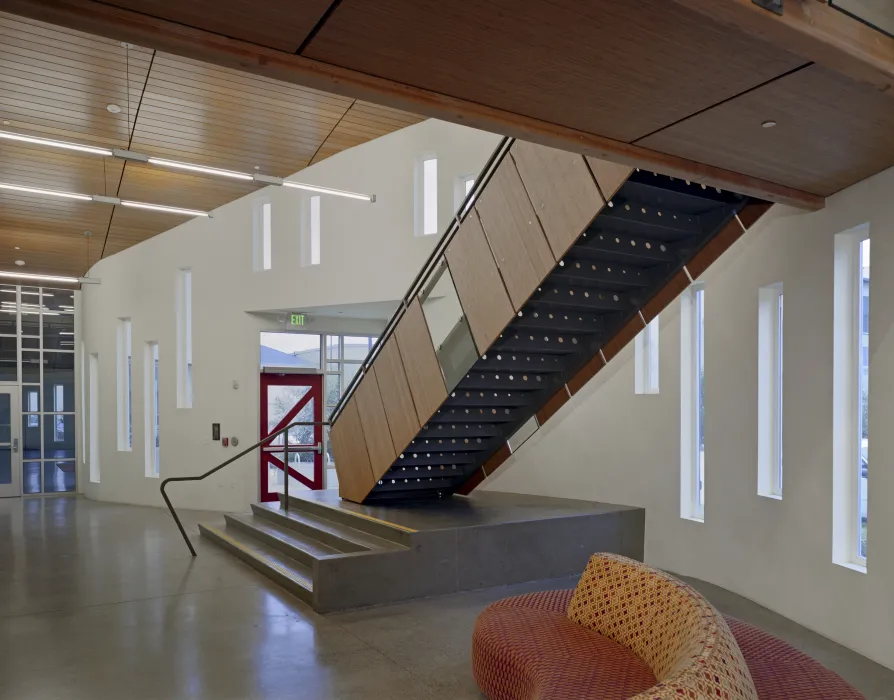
[259,372,323,502]
[0,387,21,498]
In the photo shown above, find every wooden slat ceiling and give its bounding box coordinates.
[3,0,894,216]
[0,11,424,277]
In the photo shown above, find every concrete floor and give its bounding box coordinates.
[0,496,892,700]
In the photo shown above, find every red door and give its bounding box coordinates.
[259,372,323,502]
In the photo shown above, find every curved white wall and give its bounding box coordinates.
[486,164,894,670]
[79,120,499,512]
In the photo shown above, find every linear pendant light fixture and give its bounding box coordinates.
[0,129,375,202]
[0,271,99,284]
[0,183,211,217]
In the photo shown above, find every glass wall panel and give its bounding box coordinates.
[22,351,40,384]
[0,284,16,335]
[0,337,16,382]
[43,352,75,413]
[23,462,40,494]
[20,286,40,336]
[44,460,75,493]
[44,414,76,460]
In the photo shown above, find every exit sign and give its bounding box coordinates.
[290,313,306,327]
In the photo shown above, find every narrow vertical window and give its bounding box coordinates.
[89,353,100,483]
[422,157,438,235]
[116,318,132,451]
[176,269,193,408]
[758,284,784,498]
[680,285,705,521]
[80,341,86,464]
[145,342,160,477]
[857,239,869,561]
[262,201,272,270]
[833,225,869,570]
[310,195,321,265]
[634,316,660,395]
[254,200,272,271]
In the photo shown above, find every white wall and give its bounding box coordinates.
[80,120,499,512]
[485,165,894,669]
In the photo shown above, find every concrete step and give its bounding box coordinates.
[224,513,341,568]
[278,493,414,546]
[252,502,406,553]
[198,523,314,605]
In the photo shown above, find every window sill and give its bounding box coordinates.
[835,560,867,575]
[117,447,132,452]
[681,515,704,524]
[758,493,783,501]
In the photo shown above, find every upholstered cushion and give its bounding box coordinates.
[726,617,865,700]
[472,602,656,700]
[567,553,759,700]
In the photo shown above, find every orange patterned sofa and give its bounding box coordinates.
[472,554,864,700]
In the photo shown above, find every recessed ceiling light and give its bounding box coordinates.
[2,121,9,126]
[761,120,777,129]
[254,165,261,170]
[106,104,121,114]
[13,247,19,250]
[15,260,24,266]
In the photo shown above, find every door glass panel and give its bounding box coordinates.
[0,449,9,485]
[290,400,315,445]
[44,460,76,493]
[23,462,40,494]
[266,385,310,444]
[0,393,9,444]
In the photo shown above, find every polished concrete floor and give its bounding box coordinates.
[1,496,892,700]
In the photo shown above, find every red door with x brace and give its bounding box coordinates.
[259,372,323,502]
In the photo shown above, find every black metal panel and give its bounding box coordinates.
[366,171,751,501]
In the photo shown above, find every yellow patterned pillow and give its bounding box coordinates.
[567,554,758,700]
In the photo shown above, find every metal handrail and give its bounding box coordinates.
[329,136,516,424]
[161,420,329,556]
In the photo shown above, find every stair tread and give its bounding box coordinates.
[226,513,341,559]
[254,502,406,551]
[199,523,313,591]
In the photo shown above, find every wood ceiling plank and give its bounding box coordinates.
[371,337,420,456]
[329,398,377,504]
[352,369,398,479]
[394,298,447,425]
[445,211,515,355]
[304,0,806,144]
[637,64,894,197]
[474,157,555,310]
[585,157,634,202]
[99,0,334,53]
[511,141,605,261]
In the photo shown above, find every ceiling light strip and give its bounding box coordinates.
[0,181,210,217]
[0,271,80,284]
[0,129,375,202]
[0,130,113,156]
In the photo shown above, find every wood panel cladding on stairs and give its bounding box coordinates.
[331,139,766,503]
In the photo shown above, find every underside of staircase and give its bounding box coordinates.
[330,138,771,503]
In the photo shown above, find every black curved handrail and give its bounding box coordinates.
[161,420,328,556]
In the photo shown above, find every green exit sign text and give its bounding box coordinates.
[290,313,306,327]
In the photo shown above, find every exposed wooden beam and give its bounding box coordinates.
[1,0,824,210]
[671,0,894,95]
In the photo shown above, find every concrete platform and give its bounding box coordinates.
[201,491,644,612]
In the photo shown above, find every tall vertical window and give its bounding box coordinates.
[117,318,132,451]
[422,157,438,235]
[254,200,272,271]
[833,225,869,570]
[680,285,705,521]
[634,316,659,395]
[176,268,193,408]
[145,342,160,477]
[456,175,475,217]
[81,341,86,464]
[89,353,100,483]
[858,240,869,560]
[758,284,784,498]
[310,195,321,265]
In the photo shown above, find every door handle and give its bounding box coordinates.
[12,438,18,453]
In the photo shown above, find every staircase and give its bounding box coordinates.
[330,137,771,503]
[199,494,411,611]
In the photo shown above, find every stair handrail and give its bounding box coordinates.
[329,135,516,425]
[161,420,329,556]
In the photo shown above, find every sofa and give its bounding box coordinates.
[472,553,864,700]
